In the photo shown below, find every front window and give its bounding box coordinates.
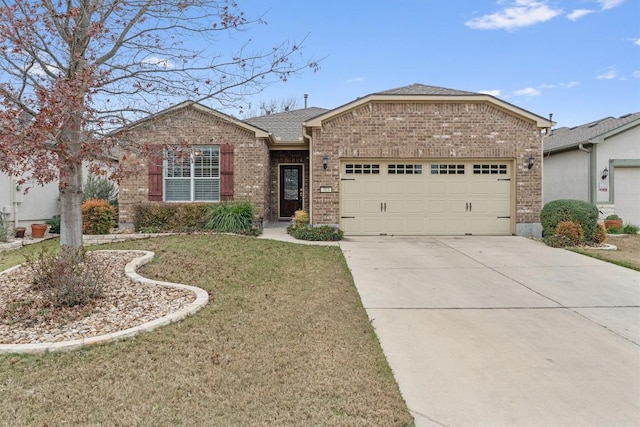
[165,146,220,201]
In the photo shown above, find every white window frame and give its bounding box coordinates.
[164,145,220,202]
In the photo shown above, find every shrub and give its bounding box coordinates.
[287,224,344,241]
[0,214,11,243]
[592,223,607,244]
[46,215,61,234]
[543,234,574,248]
[205,201,254,233]
[83,174,118,206]
[555,220,584,246]
[82,199,116,235]
[540,199,599,241]
[293,210,309,226]
[133,203,209,232]
[622,223,639,235]
[26,248,105,308]
[605,214,620,220]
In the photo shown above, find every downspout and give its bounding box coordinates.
[303,126,314,225]
[578,143,595,203]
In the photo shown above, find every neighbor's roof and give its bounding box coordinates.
[244,107,329,141]
[305,83,553,128]
[544,112,640,153]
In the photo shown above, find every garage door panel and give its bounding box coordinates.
[340,160,513,235]
[614,167,640,226]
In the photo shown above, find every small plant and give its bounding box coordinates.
[293,210,309,226]
[25,248,105,308]
[82,199,116,235]
[622,223,639,235]
[287,224,344,241]
[46,215,61,234]
[0,213,11,243]
[554,220,584,246]
[592,223,607,244]
[205,201,255,233]
[83,174,118,206]
[543,234,574,248]
[605,214,620,220]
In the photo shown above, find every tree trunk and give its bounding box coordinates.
[59,162,84,251]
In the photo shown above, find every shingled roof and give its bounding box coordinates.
[373,83,478,96]
[244,107,329,142]
[544,112,640,153]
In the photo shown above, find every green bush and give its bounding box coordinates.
[83,174,118,207]
[205,201,254,233]
[287,224,344,241]
[133,203,209,232]
[540,199,599,241]
[82,199,116,235]
[623,223,639,234]
[46,215,61,234]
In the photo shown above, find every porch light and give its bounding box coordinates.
[322,156,328,170]
[602,167,609,180]
[527,155,535,170]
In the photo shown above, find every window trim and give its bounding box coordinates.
[164,145,220,202]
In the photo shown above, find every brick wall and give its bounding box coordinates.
[117,106,270,225]
[309,101,543,230]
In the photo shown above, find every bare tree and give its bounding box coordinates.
[0,0,318,252]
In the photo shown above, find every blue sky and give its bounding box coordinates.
[229,0,639,128]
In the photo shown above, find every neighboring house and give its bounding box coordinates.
[543,113,640,226]
[116,83,552,236]
[0,176,59,230]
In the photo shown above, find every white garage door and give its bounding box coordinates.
[340,160,513,235]
[614,167,640,226]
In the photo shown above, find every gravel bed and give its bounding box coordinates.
[0,251,196,344]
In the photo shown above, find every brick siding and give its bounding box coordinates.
[117,106,269,225]
[309,101,543,228]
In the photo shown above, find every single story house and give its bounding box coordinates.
[116,84,553,236]
[543,113,640,226]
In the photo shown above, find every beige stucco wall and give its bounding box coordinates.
[0,175,59,229]
[309,101,544,234]
[595,125,640,203]
[543,150,590,204]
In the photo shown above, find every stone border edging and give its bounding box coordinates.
[0,250,209,354]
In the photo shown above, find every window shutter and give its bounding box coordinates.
[148,145,163,201]
[220,144,234,201]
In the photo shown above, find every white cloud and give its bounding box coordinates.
[347,77,365,83]
[634,38,640,46]
[597,69,617,79]
[514,87,541,97]
[567,9,595,20]
[633,71,640,78]
[465,0,563,30]
[597,0,624,10]
[141,57,174,68]
[479,89,501,97]
[561,81,580,88]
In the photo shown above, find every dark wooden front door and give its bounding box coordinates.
[280,165,303,218]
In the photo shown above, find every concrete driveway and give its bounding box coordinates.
[340,236,640,427]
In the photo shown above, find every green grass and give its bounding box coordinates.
[0,235,413,426]
[571,234,640,272]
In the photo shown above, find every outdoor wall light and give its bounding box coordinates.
[602,167,609,180]
[322,156,328,170]
[527,155,535,170]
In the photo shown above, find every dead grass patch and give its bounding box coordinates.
[0,234,413,426]
[572,234,640,271]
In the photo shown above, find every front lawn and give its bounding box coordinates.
[571,234,640,272]
[0,234,413,426]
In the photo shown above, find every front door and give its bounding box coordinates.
[280,165,303,218]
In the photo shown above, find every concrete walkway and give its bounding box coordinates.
[340,236,640,426]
